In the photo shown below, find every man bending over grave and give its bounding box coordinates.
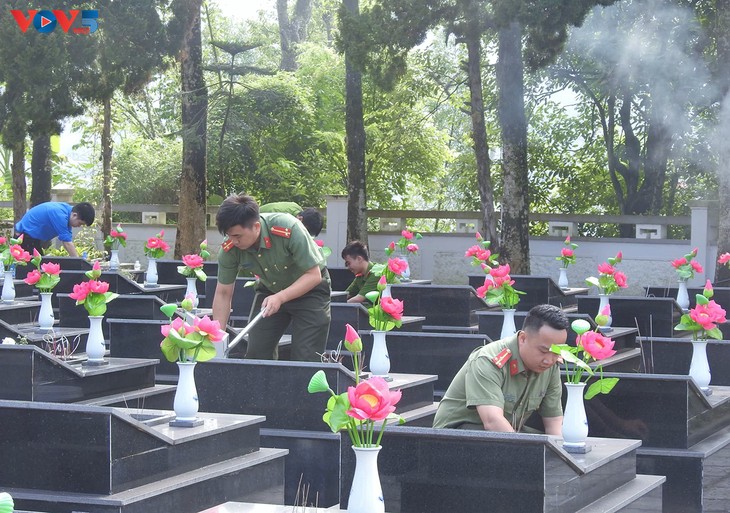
[341,240,381,307]
[433,304,568,435]
[14,201,95,257]
[212,194,331,361]
[259,201,324,237]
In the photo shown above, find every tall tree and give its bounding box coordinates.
[174,0,208,257]
[277,0,314,71]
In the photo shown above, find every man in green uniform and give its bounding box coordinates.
[259,201,324,237]
[341,240,380,306]
[433,304,568,435]
[213,194,331,361]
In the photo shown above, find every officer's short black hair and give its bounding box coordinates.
[523,304,569,333]
[216,194,260,234]
[341,240,369,261]
[71,202,95,226]
[298,207,323,237]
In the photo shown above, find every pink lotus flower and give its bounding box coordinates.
[475,231,482,240]
[377,275,387,290]
[406,243,418,253]
[671,257,687,269]
[147,237,161,249]
[614,271,628,288]
[159,229,165,238]
[579,331,617,360]
[690,303,722,331]
[597,262,615,275]
[691,248,698,257]
[344,323,362,352]
[489,264,511,279]
[0,237,6,245]
[561,248,574,258]
[691,261,703,273]
[476,277,494,298]
[493,275,515,287]
[705,280,713,293]
[401,230,414,240]
[161,316,188,337]
[32,248,41,259]
[380,296,404,320]
[615,251,623,262]
[464,245,480,258]
[69,281,91,301]
[718,253,730,265]
[388,258,408,276]
[475,248,491,262]
[388,241,396,253]
[182,254,205,269]
[346,377,402,421]
[194,315,224,342]
[88,280,109,294]
[41,262,61,275]
[24,270,41,285]
[314,239,324,248]
[93,261,101,271]
[9,245,30,263]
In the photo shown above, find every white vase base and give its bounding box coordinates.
[83,359,110,367]
[563,442,592,454]
[169,417,204,428]
[143,283,160,289]
[372,374,393,382]
[35,326,54,332]
[700,387,712,396]
[2,299,14,305]
[598,326,613,334]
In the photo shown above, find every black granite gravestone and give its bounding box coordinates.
[634,336,730,386]
[645,285,730,312]
[389,284,490,332]
[339,426,663,512]
[577,295,684,337]
[107,318,180,381]
[12,256,92,280]
[326,266,354,291]
[328,303,423,349]
[468,274,589,311]
[202,276,255,323]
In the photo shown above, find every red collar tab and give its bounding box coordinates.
[270,226,291,238]
[491,348,511,369]
[510,359,520,376]
[264,236,272,249]
[222,239,235,252]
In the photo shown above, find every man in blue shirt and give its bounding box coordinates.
[15,202,95,257]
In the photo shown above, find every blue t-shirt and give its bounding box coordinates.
[15,202,73,242]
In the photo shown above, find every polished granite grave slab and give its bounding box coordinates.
[58,293,168,339]
[635,336,730,385]
[0,317,91,352]
[108,318,180,380]
[577,295,684,338]
[329,303,423,349]
[357,331,487,397]
[13,255,92,280]
[469,274,588,312]
[52,270,186,306]
[389,284,489,332]
[0,299,40,325]
[339,426,656,513]
[0,344,156,402]
[645,285,730,312]
[151,259,218,291]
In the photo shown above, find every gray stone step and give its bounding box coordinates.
[575,474,665,513]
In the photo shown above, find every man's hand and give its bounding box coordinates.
[62,241,78,258]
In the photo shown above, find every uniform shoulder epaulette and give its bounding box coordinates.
[490,347,511,369]
[222,239,234,252]
[270,226,291,238]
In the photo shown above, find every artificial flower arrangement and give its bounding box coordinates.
[314,238,332,259]
[104,224,128,249]
[69,261,119,316]
[475,263,525,309]
[364,276,404,331]
[385,228,422,257]
[0,234,31,269]
[465,231,500,271]
[308,324,404,447]
[556,236,578,268]
[159,303,226,362]
[718,252,730,267]
[23,249,61,292]
[674,280,727,340]
[372,257,409,285]
[671,247,703,280]
[551,311,620,400]
[585,251,628,295]
[178,239,210,282]
[144,229,170,259]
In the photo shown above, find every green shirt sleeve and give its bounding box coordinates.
[464,355,507,409]
[537,366,564,418]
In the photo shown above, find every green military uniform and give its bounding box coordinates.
[345,261,380,306]
[218,212,331,361]
[432,334,563,432]
[259,201,303,218]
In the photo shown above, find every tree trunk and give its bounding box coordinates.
[465,32,498,249]
[101,96,113,244]
[715,0,730,283]
[343,0,367,244]
[11,142,26,224]
[496,22,530,274]
[30,134,52,208]
[175,0,208,258]
[277,0,313,71]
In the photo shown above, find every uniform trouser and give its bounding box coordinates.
[239,275,331,361]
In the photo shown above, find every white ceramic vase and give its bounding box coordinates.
[676,279,690,312]
[558,267,569,289]
[38,292,54,330]
[562,382,589,450]
[85,315,106,362]
[146,257,158,286]
[347,445,385,513]
[174,361,200,422]
[689,340,711,393]
[1,271,15,304]
[109,249,120,271]
[500,309,517,340]
[185,277,199,310]
[598,294,612,331]
[370,330,390,377]
[381,284,392,299]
